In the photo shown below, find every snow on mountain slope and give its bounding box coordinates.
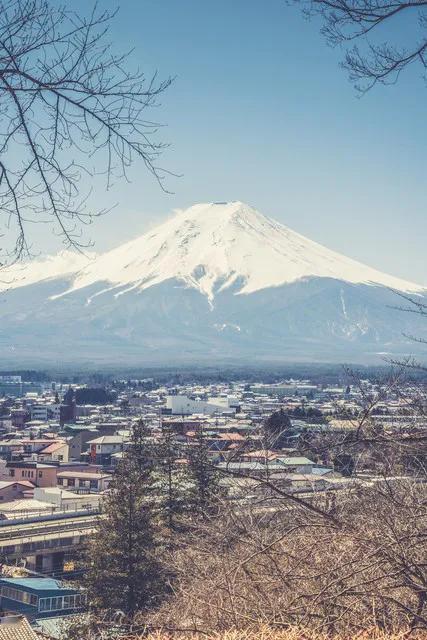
[59,201,423,300]
[2,250,96,291]
[2,201,423,299]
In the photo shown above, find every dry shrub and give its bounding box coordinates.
[145,626,427,639]
[151,479,427,636]
[67,627,427,640]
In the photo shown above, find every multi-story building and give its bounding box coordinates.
[0,577,86,620]
[5,462,57,487]
[30,403,61,422]
[86,435,124,466]
[166,395,236,416]
[62,424,98,461]
[56,470,111,493]
[37,441,69,463]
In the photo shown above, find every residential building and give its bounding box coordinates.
[0,577,86,620]
[62,425,98,461]
[0,440,24,461]
[20,439,57,455]
[5,462,57,488]
[56,470,111,493]
[0,480,34,502]
[37,441,69,464]
[86,435,124,466]
[10,409,29,428]
[30,404,61,422]
[274,456,316,474]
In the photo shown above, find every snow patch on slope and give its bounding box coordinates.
[1,251,96,291]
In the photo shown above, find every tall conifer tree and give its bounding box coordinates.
[187,428,221,517]
[85,420,166,616]
[154,425,188,532]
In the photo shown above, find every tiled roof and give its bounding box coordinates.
[0,616,39,640]
[0,481,33,490]
[39,441,66,454]
[57,470,111,480]
[219,433,245,441]
[86,436,123,444]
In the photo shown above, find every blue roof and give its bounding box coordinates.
[35,615,79,638]
[312,467,333,475]
[217,462,269,471]
[0,577,72,592]
[274,456,315,465]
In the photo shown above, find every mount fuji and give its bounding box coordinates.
[1,201,426,366]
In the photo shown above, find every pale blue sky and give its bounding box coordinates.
[35,0,427,284]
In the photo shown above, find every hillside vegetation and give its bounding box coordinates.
[144,628,426,640]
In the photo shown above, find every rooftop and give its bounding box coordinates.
[57,471,111,480]
[87,436,123,444]
[0,481,34,490]
[274,456,315,465]
[39,441,67,454]
[0,615,39,640]
[0,577,71,592]
[0,499,54,513]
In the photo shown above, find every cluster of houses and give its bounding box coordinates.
[0,376,368,518]
[0,374,419,637]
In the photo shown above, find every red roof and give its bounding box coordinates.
[39,441,66,454]
[243,449,278,461]
[0,480,35,489]
[219,433,245,441]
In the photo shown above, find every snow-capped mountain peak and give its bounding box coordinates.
[1,201,426,365]
[3,201,423,300]
[61,200,423,300]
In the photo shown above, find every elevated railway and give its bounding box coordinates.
[0,509,100,574]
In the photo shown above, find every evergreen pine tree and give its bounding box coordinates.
[187,428,221,517]
[84,420,166,617]
[154,425,188,532]
[60,386,76,425]
[263,408,293,448]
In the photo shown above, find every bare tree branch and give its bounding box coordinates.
[0,0,172,265]
[291,0,427,91]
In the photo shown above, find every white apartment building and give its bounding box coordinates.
[166,395,236,416]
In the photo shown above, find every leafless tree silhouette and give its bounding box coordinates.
[293,0,427,91]
[0,0,172,264]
